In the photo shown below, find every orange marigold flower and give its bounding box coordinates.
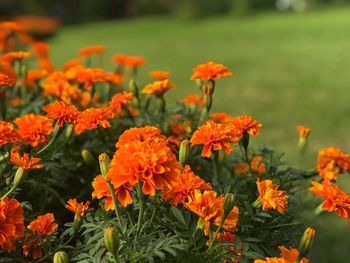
[62,58,81,71]
[231,115,262,136]
[27,69,47,83]
[142,79,173,97]
[257,180,288,214]
[309,180,350,219]
[185,190,239,236]
[207,232,242,263]
[109,91,135,115]
[191,120,240,158]
[183,93,204,107]
[14,113,54,148]
[10,151,43,170]
[115,125,163,149]
[92,174,133,208]
[78,45,106,57]
[123,56,145,68]
[111,54,128,65]
[190,61,232,81]
[0,197,25,252]
[297,125,311,139]
[0,72,16,86]
[0,120,19,146]
[234,163,248,176]
[278,246,309,263]
[107,137,181,196]
[2,51,31,64]
[149,70,170,80]
[105,72,124,86]
[162,165,211,205]
[38,57,55,73]
[74,107,115,134]
[254,258,286,263]
[316,147,350,181]
[9,98,24,106]
[251,156,265,176]
[23,213,58,259]
[43,101,79,127]
[211,112,235,124]
[76,68,107,90]
[65,198,94,217]
[31,41,49,58]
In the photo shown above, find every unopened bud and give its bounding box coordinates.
[129,79,138,98]
[179,140,190,165]
[53,251,69,263]
[99,153,110,177]
[223,193,235,218]
[156,97,166,113]
[195,79,202,88]
[73,214,83,232]
[13,167,26,187]
[65,124,74,139]
[81,149,95,166]
[104,227,119,258]
[297,227,315,260]
[239,131,250,154]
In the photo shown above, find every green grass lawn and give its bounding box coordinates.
[48,7,350,262]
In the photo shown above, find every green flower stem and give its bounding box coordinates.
[36,123,63,156]
[314,203,324,215]
[211,155,220,188]
[207,214,225,251]
[106,181,122,225]
[136,182,144,238]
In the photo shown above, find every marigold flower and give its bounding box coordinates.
[108,91,135,115]
[23,213,58,259]
[191,120,240,158]
[211,112,235,123]
[251,156,265,176]
[78,45,106,56]
[162,165,211,205]
[185,190,239,236]
[297,125,311,139]
[316,147,350,181]
[111,54,128,65]
[105,72,124,86]
[14,113,54,148]
[76,68,107,90]
[65,198,94,217]
[27,69,47,82]
[206,232,242,263]
[74,107,115,134]
[190,61,232,81]
[9,98,24,106]
[0,197,25,252]
[278,246,309,263]
[309,180,350,219]
[38,57,55,73]
[149,70,170,80]
[254,258,286,263]
[142,79,173,97]
[10,151,43,170]
[62,58,81,71]
[183,93,204,107]
[231,115,261,136]
[92,174,133,208]
[32,41,50,58]
[257,179,288,214]
[43,101,79,127]
[124,56,145,68]
[234,163,248,176]
[2,51,31,64]
[170,119,192,138]
[107,138,181,196]
[0,72,16,86]
[0,120,19,145]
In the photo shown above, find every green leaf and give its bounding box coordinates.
[170,206,186,226]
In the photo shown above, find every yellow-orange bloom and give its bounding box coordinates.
[206,232,242,263]
[74,107,115,134]
[254,258,286,263]
[0,197,25,252]
[297,125,311,139]
[309,180,350,219]
[14,113,54,148]
[124,56,145,68]
[43,101,79,127]
[211,112,235,124]
[108,91,135,115]
[10,151,43,170]
[2,51,31,64]
[162,165,211,205]
[183,93,204,107]
[0,72,16,86]
[0,121,19,146]
[257,179,288,214]
[111,54,128,64]
[76,68,107,90]
[191,120,240,158]
[231,115,261,136]
[278,246,309,263]
[32,41,50,58]
[316,147,350,181]
[142,79,173,97]
[23,213,58,259]
[251,156,266,176]
[185,190,239,236]
[65,198,94,217]
[190,61,232,81]
[149,70,170,80]
[78,45,106,57]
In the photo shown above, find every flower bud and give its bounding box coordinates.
[81,149,95,166]
[239,131,250,154]
[195,79,202,88]
[129,79,138,98]
[65,124,74,139]
[73,214,83,232]
[223,193,235,218]
[156,97,166,113]
[99,153,110,177]
[297,227,315,260]
[179,139,190,165]
[13,167,26,188]
[104,227,119,258]
[53,251,69,263]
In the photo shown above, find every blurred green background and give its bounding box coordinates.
[3,0,350,262]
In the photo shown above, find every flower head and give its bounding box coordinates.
[0,72,15,86]
[124,56,145,68]
[0,197,25,251]
[183,94,204,107]
[10,151,43,170]
[149,70,170,80]
[251,156,265,176]
[78,45,106,57]
[162,165,211,205]
[76,68,107,90]
[142,79,173,97]
[43,101,79,127]
[0,121,19,146]
[108,91,135,115]
[309,180,350,219]
[297,125,311,139]
[191,120,240,158]
[211,112,234,124]
[74,107,115,134]
[65,198,94,217]
[190,61,232,81]
[278,246,309,263]
[231,115,261,136]
[2,51,31,64]
[14,113,54,148]
[257,179,288,214]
